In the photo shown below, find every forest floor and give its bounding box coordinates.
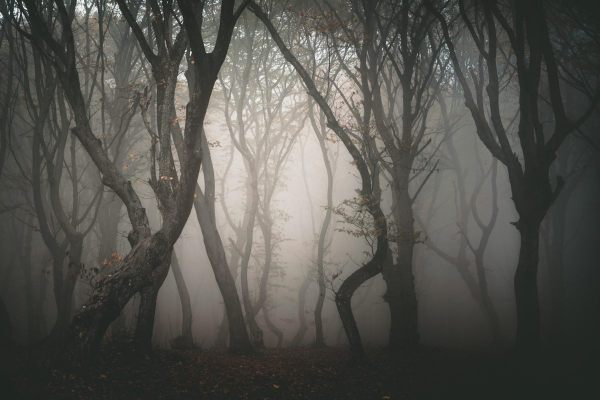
[1,344,598,399]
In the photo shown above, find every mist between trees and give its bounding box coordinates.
[0,0,599,365]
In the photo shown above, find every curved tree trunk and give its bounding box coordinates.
[309,103,334,348]
[189,134,252,353]
[170,100,252,354]
[67,233,171,360]
[170,252,194,348]
[336,239,389,360]
[249,3,389,359]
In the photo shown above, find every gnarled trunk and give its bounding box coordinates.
[336,239,389,359]
[66,232,170,360]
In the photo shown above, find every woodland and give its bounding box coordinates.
[0,0,599,399]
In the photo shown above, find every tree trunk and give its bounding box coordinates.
[49,235,84,342]
[336,239,388,360]
[193,193,253,353]
[65,232,170,360]
[172,111,251,353]
[214,224,246,348]
[474,254,502,345]
[312,111,333,347]
[239,169,264,347]
[262,308,284,348]
[514,222,542,352]
[383,173,419,352]
[170,252,194,348]
[22,221,36,343]
[134,249,172,353]
[291,276,311,346]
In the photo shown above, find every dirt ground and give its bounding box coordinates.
[1,345,598,399]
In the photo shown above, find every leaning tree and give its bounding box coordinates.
[3,0,251,359]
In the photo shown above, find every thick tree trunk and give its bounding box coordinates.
[514,222,542,352]
[97,194,122,266]
[170,252,194,348]
[545,177,575,343]
[134,249,172,353]
[134,287,160,353]
[383,175,419,352]
[65,232,170,360]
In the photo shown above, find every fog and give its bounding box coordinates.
[1,0,599,398]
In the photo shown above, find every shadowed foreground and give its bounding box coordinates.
[2,346,598,399]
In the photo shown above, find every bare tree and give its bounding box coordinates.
[220,14,305,346]
[3,0,249,359]
[429,0,600,351]
[249,1,390,359]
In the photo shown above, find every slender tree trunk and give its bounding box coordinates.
[291,276,311,346]
[193,193,252,353]
[239,170,264,347]
[22,221,36,343]
[474,254,502,344]
[49,235,84,342]
[214,224,246,348]
[262,308,283,348]
[171,108,252,353]
[311,109,333,347]
[170,252,194,348]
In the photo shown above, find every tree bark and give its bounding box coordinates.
[514,222,542,352]
[335,239,389,360]
[170,252,194,348]
[134,250,171,353]
[383,167,419,352]
[309,102,333,348]
[186,134,252,353]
